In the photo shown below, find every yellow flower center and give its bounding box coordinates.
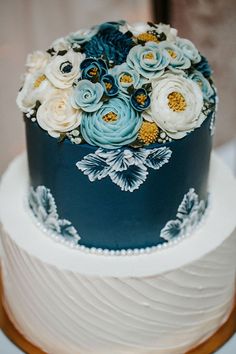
[105,82,112,91]
[136,93,147,105]
[168,91,187,112]
[137,32,159,43]
[89,67,98,76]
[168,49,177,59]
[120,74,133,83]
[138,122,159,145]
[144,52,155,60]
[102,111,118,123]
[33,74,46,88]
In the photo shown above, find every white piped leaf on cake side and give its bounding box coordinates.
[28,186,80,244]
[76,146,172,192]
[160,188,208,241]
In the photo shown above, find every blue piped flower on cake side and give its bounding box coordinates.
[76,146,172,192]
[28,186,80,245]
[160,188,208,241]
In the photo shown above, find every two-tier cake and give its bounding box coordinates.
[0,20,236,354]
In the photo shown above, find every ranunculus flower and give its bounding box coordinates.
[80,95,142,149]
[109,62,141,94]
[71,79,104,112]
[189,70,214,101]
[126,42,169,79]
[26,51,50,74]
[16,71,56,113]
[158,41,191,72]
[36,90,82,138]
[80,58,107,82]
[150,73,203,139]
[45,49,85,89]
[176,38,201,64]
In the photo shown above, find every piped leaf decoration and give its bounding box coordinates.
[109,164,148,192]
[160,219,183,241]
[160,188,208,241]
[76,153,110,181]
[144,147,172,170]
[176,188,199,220]
[76,146,172,192]
[58,219,80,242]
[28,186,80,244]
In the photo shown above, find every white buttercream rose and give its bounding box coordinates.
[150,73,203,139]
[26,51,50,74]
[36,91,82,138]
[51,37,71,52]
[16,71,56,113]
[123,22,177,42]
[45,49,85,89]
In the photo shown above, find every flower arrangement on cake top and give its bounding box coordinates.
[17,20,217,149]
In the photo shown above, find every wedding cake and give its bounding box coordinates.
[0,20,236,354]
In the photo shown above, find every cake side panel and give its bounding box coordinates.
[1,225,235,354]
[25,114,213,250]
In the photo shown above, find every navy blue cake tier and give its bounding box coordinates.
[26,112,213,250]
[17,21,217,251]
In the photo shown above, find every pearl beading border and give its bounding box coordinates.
[25,195,211,257]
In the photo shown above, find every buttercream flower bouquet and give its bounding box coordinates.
[17,20,217,149]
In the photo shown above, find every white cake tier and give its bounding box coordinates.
[0,153,236,354]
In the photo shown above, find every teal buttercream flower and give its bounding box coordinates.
[71,79,104,112]
[110,63,141,94]
[80,95,142,149]
[176,38,201,64]
[67,26,99,44]
[126,42,169,79]
[189,70,214,101]
[158,41,191,72]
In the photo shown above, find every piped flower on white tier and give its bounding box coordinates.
[76,146,172,192]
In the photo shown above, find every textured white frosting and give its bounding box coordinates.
[0,153,236,354]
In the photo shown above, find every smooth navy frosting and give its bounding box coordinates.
[25,113,213,250]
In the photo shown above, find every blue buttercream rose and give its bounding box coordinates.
[126,42,169,79]
[80,58,108,82]
[176,38,201,64]
[71,80,104,112]
[67,26,99,44]
[189,70,214,100]
[101,74,119,97]
[80,95,142,149]
[110,63,141,94]
[158,41,191,72]
[130,88,150,112]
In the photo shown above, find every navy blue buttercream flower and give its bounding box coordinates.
[130,88,151,112]
[71,79,104,112]
[80,58,108,82]
[194,55,212,78]
[101,74,118,97]
[83,27,134,67]
[80,95,142,149]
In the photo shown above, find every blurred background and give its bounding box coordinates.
[0,0,236,175]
